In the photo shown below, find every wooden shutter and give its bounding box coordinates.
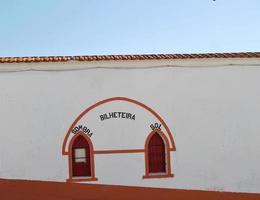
[72,135,91,177]
[148,133,166,173]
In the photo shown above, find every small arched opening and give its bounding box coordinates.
[72,135,91,177]
[143,129,174,179]
[67,132,97,182]
[148,133,166,173]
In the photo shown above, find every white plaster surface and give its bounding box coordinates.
[0,60,260,193]
[65,100,171,152]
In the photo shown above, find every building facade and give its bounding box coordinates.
[0,53,260,195]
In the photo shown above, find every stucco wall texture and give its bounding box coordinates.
[0,59,260,193]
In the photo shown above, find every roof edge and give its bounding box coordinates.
[1,52,260,63]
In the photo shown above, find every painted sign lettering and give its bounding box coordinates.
[150,122,162,130]
[100,112,135,121]
[72,125,93,137]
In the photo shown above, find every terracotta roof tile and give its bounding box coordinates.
[0,52,260,63]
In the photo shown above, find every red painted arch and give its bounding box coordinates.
[67,131,97,182]
[143,129,174,179]
[62,97,176,155]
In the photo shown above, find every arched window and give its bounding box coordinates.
[67,132,97,182]
[148,133,166,173]
[143,130,174,179]
[72,135,91,177]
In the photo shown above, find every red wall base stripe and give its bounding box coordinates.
[0,178,260,200]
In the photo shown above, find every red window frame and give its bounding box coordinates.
[72,135,91,177]
[143,129,174,179]
[67,131,97,182]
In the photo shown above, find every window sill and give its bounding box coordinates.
[67,177,98,183]
[143,173,174,179]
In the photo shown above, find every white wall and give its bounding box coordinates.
[64,100,172,152]
[0,60,260,193]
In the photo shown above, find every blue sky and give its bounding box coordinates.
[0,0,260,56]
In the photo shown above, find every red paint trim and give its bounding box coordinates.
[93,149,175,154]
[143,174,174,179]
[66,177,98,183]
[2,179,260,200]
[94,149,145,154]
[62,97,176,155]
[67,131,97,182]
[144,129,173,179]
